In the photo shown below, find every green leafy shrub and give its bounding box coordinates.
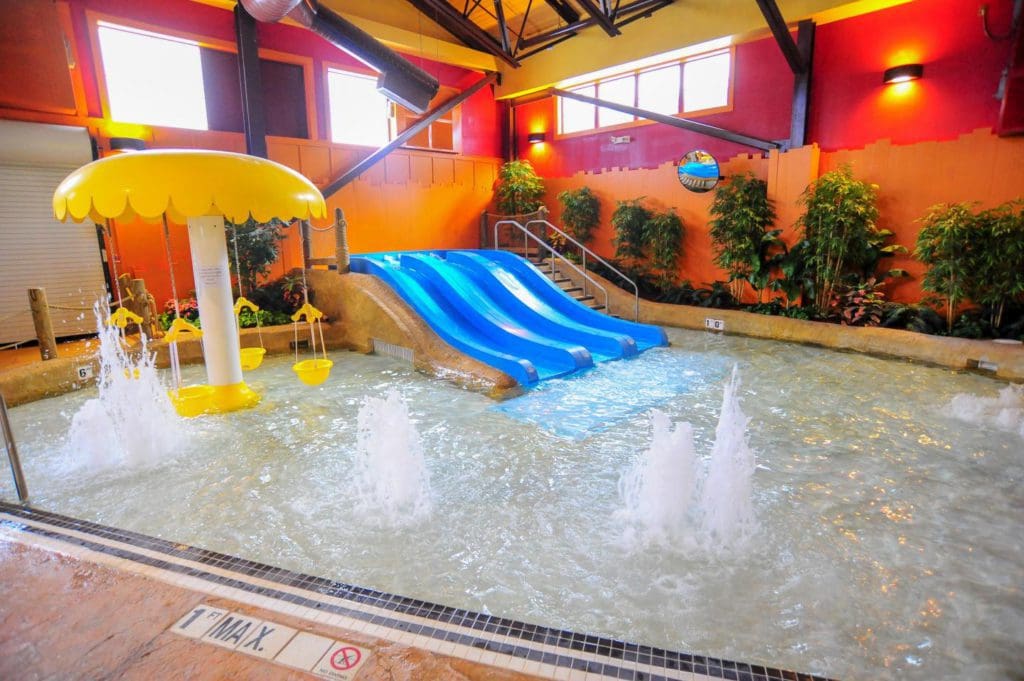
[798,166,890,316]
[226,218,288,294]
[495,160,545,215]
[611,198,650,260]
[557,187,601,244]
[915,202,977,332]
[709,173,781,302]
[645,209,684,282]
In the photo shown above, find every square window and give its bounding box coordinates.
[97,22,208,130]
[683,51,730,113]
[327,68,390,146]
[637,64,680,115]
[597,76,635,127]
[560,85,596,134]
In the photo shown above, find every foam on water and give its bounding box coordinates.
[352,389,432,526]
[945,382,1024,439]
[618,365,757,553]
[64,307,184,469]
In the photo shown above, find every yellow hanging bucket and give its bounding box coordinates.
[239,347,266,371]
[293,358,333,386]
[169,384,215,418]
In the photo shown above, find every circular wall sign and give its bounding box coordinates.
[677,150,720,193]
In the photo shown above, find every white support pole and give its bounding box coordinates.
[187,215,259,411]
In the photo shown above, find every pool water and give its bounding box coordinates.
[4,328,1023,680]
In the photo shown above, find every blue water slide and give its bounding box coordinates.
[479,250,668,350]
[444,251,636,362]
[400,253,591,378]
[351,256,540,384]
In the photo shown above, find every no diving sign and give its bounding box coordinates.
[314,642,370,679]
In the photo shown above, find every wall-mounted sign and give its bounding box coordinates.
[677,150,720,193]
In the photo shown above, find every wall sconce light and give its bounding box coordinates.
[883,64,923,84]
[109,137,147,152]
[527,132,546,144]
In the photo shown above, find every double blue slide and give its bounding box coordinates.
[350,250,667,386]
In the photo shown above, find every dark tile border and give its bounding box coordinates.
[0,502,835,681]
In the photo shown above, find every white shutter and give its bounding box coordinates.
[0,121,106,345]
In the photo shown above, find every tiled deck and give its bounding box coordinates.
[0,503,831,681]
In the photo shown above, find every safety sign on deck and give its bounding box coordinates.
[171,603,370,679]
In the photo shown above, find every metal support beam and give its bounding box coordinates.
[544,0,580,24]
[575,0,620,36]
[493,0,512,53]
[405,0,520,67]
[550,88,780,152]
[518,0,666,48]
[323,73,499,198]
[234,3,268,158]
[754,0,806,75]
[789,20,814,148]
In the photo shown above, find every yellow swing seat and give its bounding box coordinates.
[293,358,333,386]
[234,296,266,371]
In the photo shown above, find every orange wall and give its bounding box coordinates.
[541,129,1024,305]
[104,127,500,305]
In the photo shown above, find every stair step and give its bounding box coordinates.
[590,304,606,311]
[562,286,583,294]
[576,295,595,303]
[551,277,571,284]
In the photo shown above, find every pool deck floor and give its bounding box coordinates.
[0,534,544,681]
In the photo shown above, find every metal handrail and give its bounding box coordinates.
[494,219,612,317]
[525,218,640,322]
[0,393,29,505]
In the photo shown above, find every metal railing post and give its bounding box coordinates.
[1,394,29,505]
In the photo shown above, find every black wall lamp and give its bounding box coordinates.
[109,137,147,152]
[883,63,924,84]
[527,132,547,144]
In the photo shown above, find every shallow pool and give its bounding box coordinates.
[4,328,1023,680]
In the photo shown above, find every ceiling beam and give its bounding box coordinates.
[575,0,620,36]
[543,0,580,25]
[518,0,667,49]
[754,0,806,74]
[550,88,780,151]
[405,0,520,67]
[493,0,512,53]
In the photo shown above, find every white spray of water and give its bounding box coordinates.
[65,306,184,469]
[945,383,1024,440]
[618,365,757,553]
[353,389,433,526]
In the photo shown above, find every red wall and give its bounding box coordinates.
[809,0,1012,151]
[65,0,503,157]
[518,37,792,176]
[520,0,1016,176]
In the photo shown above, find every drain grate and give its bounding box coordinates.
[371,338,413,363]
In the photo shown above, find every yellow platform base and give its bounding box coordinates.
[170,381,260,418]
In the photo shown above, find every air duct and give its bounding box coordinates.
[240,0,439,114]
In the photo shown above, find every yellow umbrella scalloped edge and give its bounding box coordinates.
[53,149,327,224]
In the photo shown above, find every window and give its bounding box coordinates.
[327,68,390,146]
[97,22,208,130]
[683,52,730,113]
[556,49,732,135]
[327,66,458,151]
[95,20,312,137]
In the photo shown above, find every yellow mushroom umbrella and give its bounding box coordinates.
[53,149,327,417]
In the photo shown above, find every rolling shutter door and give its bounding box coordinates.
[0,120,106,345]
